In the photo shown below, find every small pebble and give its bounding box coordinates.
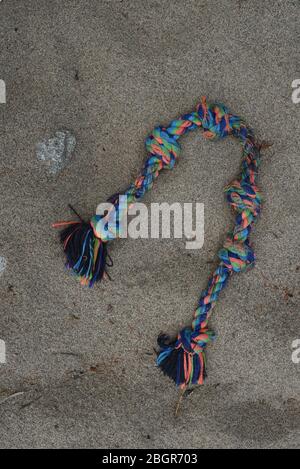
[0,257,7,277]
[36,130,76,174]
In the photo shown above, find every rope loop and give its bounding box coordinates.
[54,97,264,387]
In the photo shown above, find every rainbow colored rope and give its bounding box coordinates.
[54,97,262,388]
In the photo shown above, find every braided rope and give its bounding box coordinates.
[54,97,262,387]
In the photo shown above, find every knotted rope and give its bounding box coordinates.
[53,97,263,388]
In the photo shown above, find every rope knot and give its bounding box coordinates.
[145,126,180,170]
[197,96,233,140]
[218,238,255,272]
[176,327,215,355]
[157,326,215,387]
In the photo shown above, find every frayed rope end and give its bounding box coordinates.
[52,218,112,287]
[156,331,207,388]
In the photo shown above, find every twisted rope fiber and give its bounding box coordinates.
[54,97,262,388]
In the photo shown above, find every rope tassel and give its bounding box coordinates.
[157,327,215,387]
[52,220,110,287]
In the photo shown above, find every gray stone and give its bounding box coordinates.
[0,257,7,276]
[36,131,76,174]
